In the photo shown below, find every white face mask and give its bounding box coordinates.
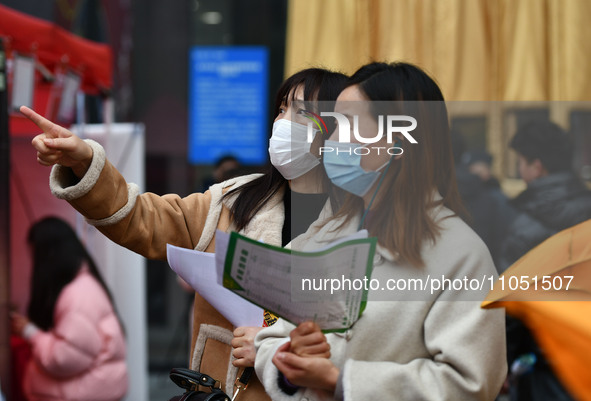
[268,119,320,180]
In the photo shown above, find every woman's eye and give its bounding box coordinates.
[296,108,308,115]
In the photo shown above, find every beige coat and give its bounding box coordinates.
[50,139,281,400]
[255,205,507,400]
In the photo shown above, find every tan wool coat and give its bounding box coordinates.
[50,139,282,400]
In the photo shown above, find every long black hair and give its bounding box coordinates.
[224,68,348,230]
[27,217,121,331]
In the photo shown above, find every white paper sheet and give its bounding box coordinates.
[166,244,264,327]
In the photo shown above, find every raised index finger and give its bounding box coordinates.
[19,106,62,137]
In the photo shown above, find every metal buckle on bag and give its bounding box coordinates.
[231,377,249,401]
[181,375,221,392]
[233,376,249,391]
[197,374,221,390]
[181,377,199,392]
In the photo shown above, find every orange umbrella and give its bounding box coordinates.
[482,218,591,401]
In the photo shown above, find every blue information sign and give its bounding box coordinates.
[188,46,269,165]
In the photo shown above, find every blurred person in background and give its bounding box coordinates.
[451,131,515,270]
[464,149,501,189]
[501,121,591,270]
[200,154,242,190]
[22,67,348,400]
[10,217,128,401]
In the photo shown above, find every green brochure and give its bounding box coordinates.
[218,230,377,332]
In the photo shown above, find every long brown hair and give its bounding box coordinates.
[332,62,465,267]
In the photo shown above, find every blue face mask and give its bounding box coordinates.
[323,140,390,196]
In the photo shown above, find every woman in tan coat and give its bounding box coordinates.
[23,68,347,400]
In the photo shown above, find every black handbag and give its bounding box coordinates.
[168,368,230,401]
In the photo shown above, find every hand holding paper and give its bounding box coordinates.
[167,229,376,332]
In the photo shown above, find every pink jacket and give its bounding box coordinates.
[24,269,128,401]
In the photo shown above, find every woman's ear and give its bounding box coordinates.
[310,129,325,157]
[393,139,404,161]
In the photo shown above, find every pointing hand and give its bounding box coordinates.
[22,106,93,178]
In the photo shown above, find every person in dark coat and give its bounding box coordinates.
[463,149,502,190]
[502,120,591,401]
[451,132,515,269]
[500,121,591,270]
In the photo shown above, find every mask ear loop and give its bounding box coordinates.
[357,141,402,231]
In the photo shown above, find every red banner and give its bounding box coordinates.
[0,4,112,94]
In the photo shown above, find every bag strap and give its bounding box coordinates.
[170,368,222,392]
[231,367,254,400]
[237,367,254,387]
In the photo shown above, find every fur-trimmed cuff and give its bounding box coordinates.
[334,368,345,401]
[86,183,140,227]
[49,139,106,201]
[256,338,302,400]
[340,359,353,400]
